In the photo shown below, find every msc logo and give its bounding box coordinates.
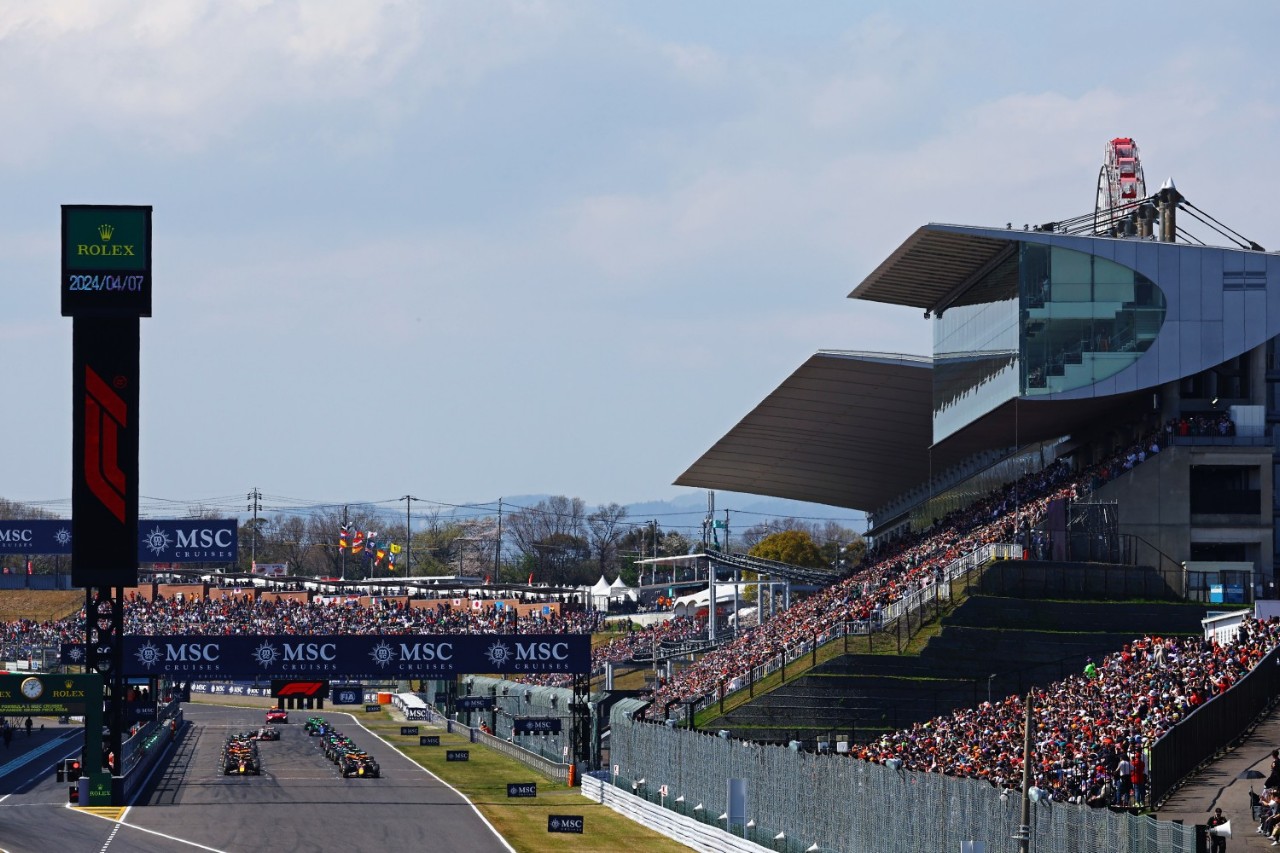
[515,642,570,661]
[76,223,134,257]
[84,366,128,523]
[0,529,33,543]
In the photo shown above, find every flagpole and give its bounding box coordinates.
[341,505,348,582]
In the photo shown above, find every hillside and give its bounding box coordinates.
[0,590,82,623]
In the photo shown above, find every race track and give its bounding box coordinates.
[0,705,513,853]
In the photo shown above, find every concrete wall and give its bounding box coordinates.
[1089,442,1273,576]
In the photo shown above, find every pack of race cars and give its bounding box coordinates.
[215,712,379,779]
[305,716,381,778]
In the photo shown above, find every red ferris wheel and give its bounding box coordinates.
[1094,137,1146,233]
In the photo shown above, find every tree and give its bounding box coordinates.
[587,503,629,573]
[506,496,588,584]
[748,530,826,568]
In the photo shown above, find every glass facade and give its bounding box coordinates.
[931,241,1167,442]
[932,253,1020,441]
[1019,244,1166,396]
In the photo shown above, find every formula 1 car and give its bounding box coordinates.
[252,727,280,741]
[266,708,289,724]
[219,737,261,775]
[338,751,381,778]
[304,716,328,735]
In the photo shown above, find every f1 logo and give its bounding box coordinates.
[84,366,127,523]
[275,681,327,698]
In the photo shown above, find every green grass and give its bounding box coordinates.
[362,716,693,853]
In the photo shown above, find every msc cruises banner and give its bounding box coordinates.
[0,519,237,562]
[60,634,590,679]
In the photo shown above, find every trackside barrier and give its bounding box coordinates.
[122,707,183,803]
[416,697,570,783]
[683,543,1022,720]
[611,710,1196,853]
[581,774,771,853]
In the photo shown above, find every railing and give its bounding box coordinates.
[418,698,570,783]
[676,544,1020,722]
[1148,644,1280,806]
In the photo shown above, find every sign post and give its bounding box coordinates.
[63,203,152,806]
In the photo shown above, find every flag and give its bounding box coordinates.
[389,543,402,555]
[352,530,364,554]
[376,547,386,564]
[339,524,349,553]
[528,572,534,585]
[365,532,378,561]
[26,560,32,575]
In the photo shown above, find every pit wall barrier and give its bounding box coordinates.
[122,705,183,803]
[581,774,771,853]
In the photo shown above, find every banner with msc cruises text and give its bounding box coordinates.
[0,518,237,562]
[60,634,590,679]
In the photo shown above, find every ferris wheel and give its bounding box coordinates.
[1094,137,1146,233]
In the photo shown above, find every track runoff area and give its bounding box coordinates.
[0,702,513,853]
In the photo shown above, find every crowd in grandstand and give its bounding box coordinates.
[2,413,1263,809]
[858,616,1278,803]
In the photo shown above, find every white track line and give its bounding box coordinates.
[341,711,518,853]
[69,804,230,852]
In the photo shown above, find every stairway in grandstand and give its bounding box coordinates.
[699,560,1209,746]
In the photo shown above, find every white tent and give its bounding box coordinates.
[672,587,740,618]
[608,575,637,602]
[589,575,613,611]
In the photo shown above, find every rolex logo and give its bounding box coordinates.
[98,224,114,241]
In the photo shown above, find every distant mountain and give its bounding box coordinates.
[494,491,864,534]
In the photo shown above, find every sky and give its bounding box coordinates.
[1,1,1278,521]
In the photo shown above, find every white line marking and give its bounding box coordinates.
[98,818,122,852]
[69,803,230,852]
[342,712,518,853]
[0,737,83,804]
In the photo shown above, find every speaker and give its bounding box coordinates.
[1209,820,1231,838]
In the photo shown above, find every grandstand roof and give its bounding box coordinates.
[676,350,1149,512]
[848,224,1017,311]
[675,351,935,510]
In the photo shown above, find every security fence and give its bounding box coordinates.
[670,544,1023,723]
[444,676,574,767]
[609,710,1196,853]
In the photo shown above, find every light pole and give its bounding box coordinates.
[400,495,419,576]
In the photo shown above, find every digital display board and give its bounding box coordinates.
[61,205,152,318]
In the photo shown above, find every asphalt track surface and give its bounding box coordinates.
[0,705,514,853]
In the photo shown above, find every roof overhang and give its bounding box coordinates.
[850,224,1020,310]
[676,350,1151,513]
[675,351,935,510]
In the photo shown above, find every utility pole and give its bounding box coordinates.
[495,498,503,581]
[246,488,262,569]
[400,495,418,576]
[1018,691,1034,853]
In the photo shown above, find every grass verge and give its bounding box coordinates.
[359,715,693,853]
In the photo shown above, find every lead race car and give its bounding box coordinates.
[338,750,381,778]
[266,708,289,724]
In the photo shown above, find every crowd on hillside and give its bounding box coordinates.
[857,616,1279,803]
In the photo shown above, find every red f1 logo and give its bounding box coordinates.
[84,366,127,523]
[277,682,326,698]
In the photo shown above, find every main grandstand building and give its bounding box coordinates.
[678,184,1279,600]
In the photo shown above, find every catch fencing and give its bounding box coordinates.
[674,543,1023,722]
[609,710,1196,853]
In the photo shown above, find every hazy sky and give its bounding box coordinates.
[2,1,1277,519]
